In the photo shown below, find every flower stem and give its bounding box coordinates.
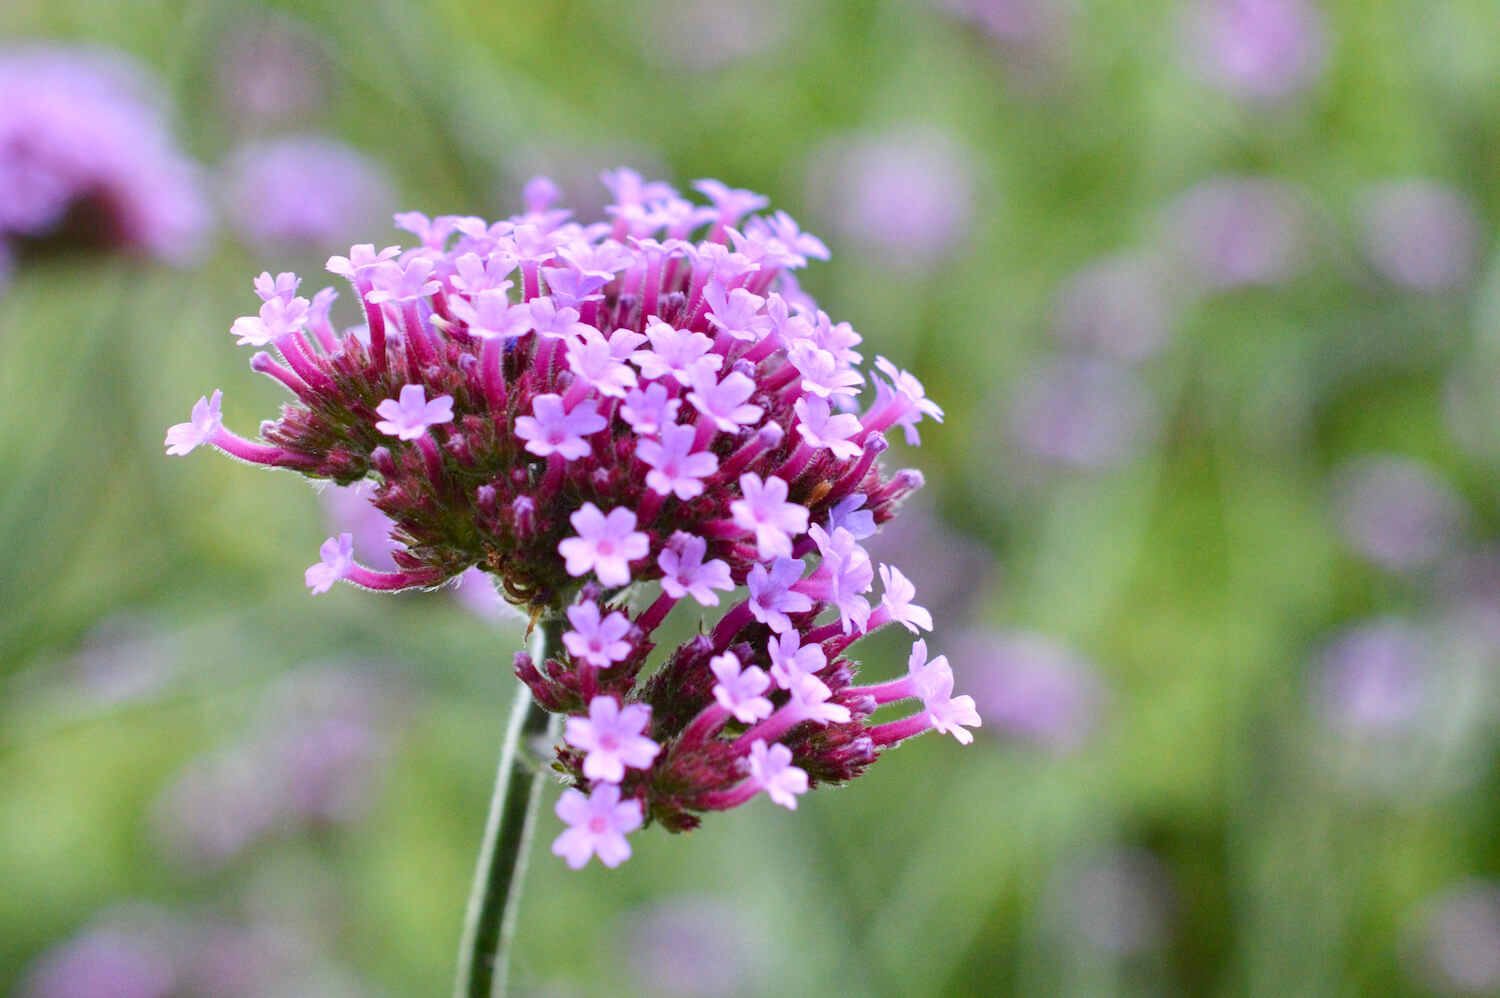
[454,616,562,998]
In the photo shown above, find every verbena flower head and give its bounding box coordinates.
[0,46,209,266]
[167,170,978,867]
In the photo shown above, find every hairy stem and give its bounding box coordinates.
[454,617,562,998]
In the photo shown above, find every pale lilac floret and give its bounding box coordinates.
[551,784,642,869]
[741,211,831,269]
[374,384,455,440]
[542,266,611,307]
[525,296,581,337]
[164,390,224,456]
[794,395,863,459]
[710,652,774,724]
[231,295,310,346]
[692,179,770,226]
[307,287,338,335]
[508,222,566,265]
[731,473,809,560]
[393,210,460,249]
[639,424,719,499]
[807,310,864,367]
[606,326,648,360]
[870,355,944,445]
[449,289,534,340]
[687,368,764,433]
[657,532,734,605]
[304,533,354,594]
[562,601,634,669]
[908,640,981,744]
[326,242,399,280]
[788,341,864,401]
[785,670,852,725]
[601,167,677,207]
[685,241,761,286]
[879,564,933,633]
[747,740,809,809]
[365,256,442,304]
[746,557,813,633]
[703,282,772,342]
[633,319,719,385]
[557,239,632,280]
[565,696,660,783]
[826,494,877,540]
[567,328,639,398]
[254,271,301,302]
[767,631,827,689]
[515,394,606,460]
[801,524,873,634]
[559,504,649,587]
[450,251,517,294]
[620,382,682,437]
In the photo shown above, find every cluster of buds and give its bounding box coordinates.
[166,170,980,868]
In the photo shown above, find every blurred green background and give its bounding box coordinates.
[4,0,1500,995]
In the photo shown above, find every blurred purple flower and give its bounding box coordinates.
[632,0,795,73]
[1179,0,1326,102]
[150,745,284,872]
[806,124,977,269]
[214,15,330,126]
[1408,881,1500,995]
[617,896,768,998]
[17,903,182,998]
[1312,619,1431,736]
[1358,180,1484,292]
[151,666,404,872]
[1433,544,1500,654]
[1051,252,1178,362]
[1008,354,1159,470]
[1161,176,1307,289]
[220,135,394,251]
[1332,455,1469,572]
[1045,848,1176,956]
[0,46,209,265]
[257,668,398,826]
[951,629,1106,753]
[21,901,374,998]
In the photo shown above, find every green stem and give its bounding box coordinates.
[453,617,562,998]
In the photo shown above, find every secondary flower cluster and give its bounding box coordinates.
[0,46,209,269]
[166,170,979,868]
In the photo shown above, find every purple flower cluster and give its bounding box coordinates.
[167,171,979,868]
[0,46,209,268]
